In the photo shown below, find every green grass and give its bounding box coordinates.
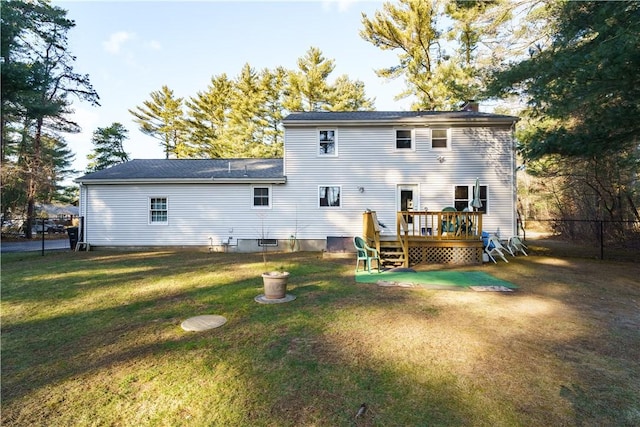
[2,249,639,426]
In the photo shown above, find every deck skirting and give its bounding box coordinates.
[407,238,483,265]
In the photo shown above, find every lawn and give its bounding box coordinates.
[2,246,639,426]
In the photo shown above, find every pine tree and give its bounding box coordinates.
[185,74,234,158]
[228,63,265,156]
[285,47,335,112]
[86,123,130,172]
[0,0,99,237]
[485,1,640,223]
[258,67,287,157]
[329,75,375,111]
[129,85,187,159]
[360,0,506,110]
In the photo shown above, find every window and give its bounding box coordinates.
[454,185,487,213]
[252,186,271,208]
[395,129,413,150]
[149,197,168,224]
[318,130,336,155]
[454,186,469,211]
[432,128,449,149]
[319,186,341,207]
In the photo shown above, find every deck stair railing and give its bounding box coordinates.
[363,211,406,267]
[362,210,381,254]
[396,213,410,267]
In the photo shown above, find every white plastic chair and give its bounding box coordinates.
[508,236,528,256]
[484,235,510,263]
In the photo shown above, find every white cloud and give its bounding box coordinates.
[103,31,136,55]
[146,40,162,51]
[321,0,360,13]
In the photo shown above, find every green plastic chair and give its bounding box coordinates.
[353,236,381,273]
[441,207,457,233]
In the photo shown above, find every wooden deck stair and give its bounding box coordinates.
[379,238,405,267]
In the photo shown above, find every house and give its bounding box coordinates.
[76,109,519,264]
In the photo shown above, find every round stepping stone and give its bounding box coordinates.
[181,315,227,331]
[254,294,296,304]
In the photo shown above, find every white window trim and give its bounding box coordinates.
[453,184,488,213]
[317,128,338,157]
[148,196,169,225]
[431,128,451,150]
[251,185,272,209]
[318,185,342,208]
[394,128,415,151]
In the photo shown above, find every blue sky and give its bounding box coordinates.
[54,0,416,177]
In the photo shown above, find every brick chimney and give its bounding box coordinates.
[461,100,479,112]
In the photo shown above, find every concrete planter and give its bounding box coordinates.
[261,271,290,299]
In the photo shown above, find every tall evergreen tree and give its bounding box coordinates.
[228,63,265,156]
[360,0,448,109]
[258,67,287,157]
[486,1,640,159]
[40,133,76,203]
[285,47,374,112]
[86,123,130,172]
[285,47,336,112]
[360,0,505,110]
[0,0,99,237]
[129,85,187,159]
[185,74,234,158]
[330,75,375,111]
[485,1,640,222]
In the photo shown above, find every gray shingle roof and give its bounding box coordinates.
[282,110,518,123]
[76,158,284,183]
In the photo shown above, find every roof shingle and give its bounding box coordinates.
[282,110,518,123]
[76,158,284,182]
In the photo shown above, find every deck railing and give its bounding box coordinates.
[363,210,483,248]
[396,211,483,241]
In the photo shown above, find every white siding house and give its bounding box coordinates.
[76,110,518,253]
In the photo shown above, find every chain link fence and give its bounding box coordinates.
[522,219,640,262]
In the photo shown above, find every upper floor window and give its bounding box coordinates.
[454,185,487,213]
[318,130,337,156]
[395,129,413,150]
[319,186,341,207]
[432,128,449,149]
[252,186,271,209]
[149,197,168,224]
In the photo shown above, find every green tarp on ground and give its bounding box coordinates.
[355,270,518,290]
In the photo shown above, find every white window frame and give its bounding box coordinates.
[149,196,168,225]
[394,128,415,151]
[454,184,488,213]
[318,185,341,208]
[431,128,450,150]
[318,129,338,157]
[251,185,272,209]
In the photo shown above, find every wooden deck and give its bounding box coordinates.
[363,211,484,267]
